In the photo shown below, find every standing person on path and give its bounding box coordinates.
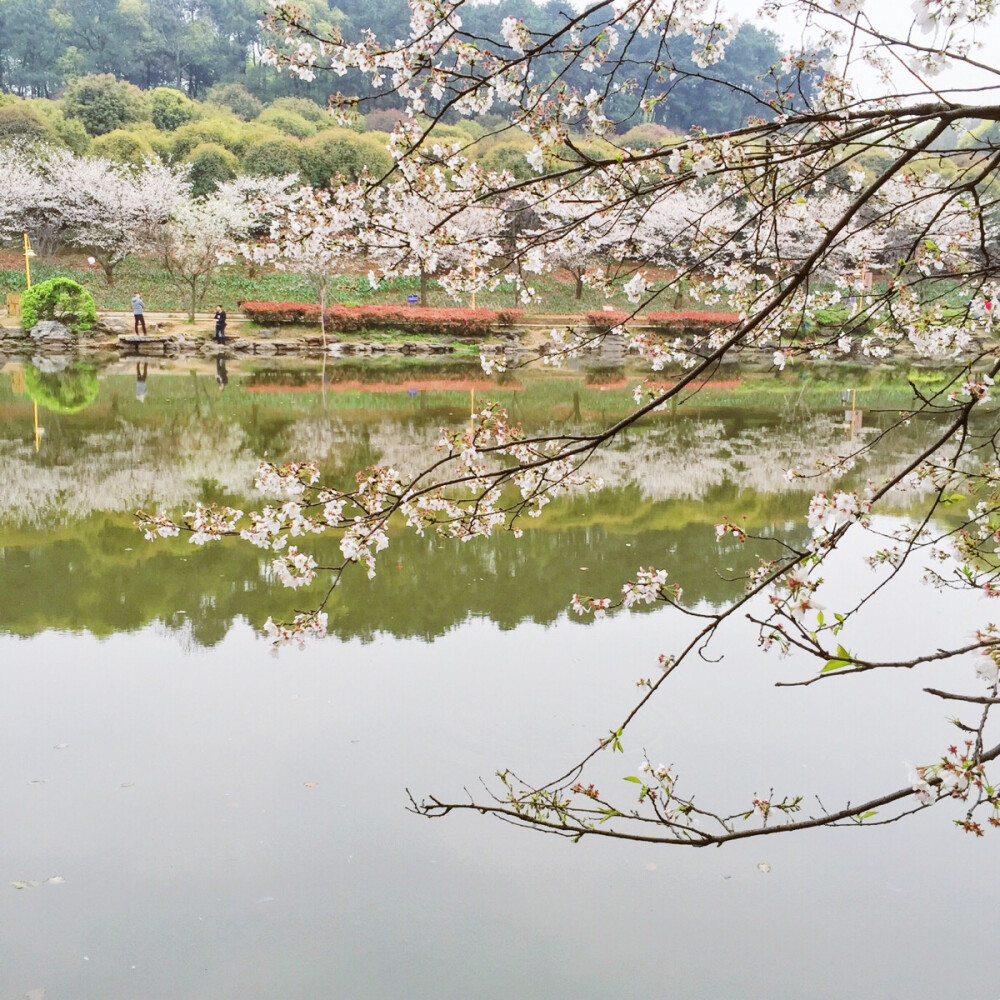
[132,293,146,335]
[214,304,227,343]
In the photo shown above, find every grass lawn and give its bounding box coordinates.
[0,253,688,317]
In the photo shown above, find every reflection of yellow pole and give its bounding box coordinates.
[23,232,35,289]
[850,388,857,443]
[33,400,42,451]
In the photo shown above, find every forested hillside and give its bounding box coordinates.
[0,0,803,134]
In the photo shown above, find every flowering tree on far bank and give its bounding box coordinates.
[141,0,1000,846]
[0,146,189,282]
[160,176,296,321]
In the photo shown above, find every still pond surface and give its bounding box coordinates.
[2,357,998,999]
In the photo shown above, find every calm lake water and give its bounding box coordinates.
[2,357,999,999]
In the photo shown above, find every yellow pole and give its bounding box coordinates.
[33,400,41,452]
[23,232,34,289]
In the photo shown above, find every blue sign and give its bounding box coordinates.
[407,295,419,305]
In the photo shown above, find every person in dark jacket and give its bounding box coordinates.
[214,305,227,343]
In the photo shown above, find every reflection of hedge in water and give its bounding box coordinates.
[243,359,486,387]
[24,363,100,414]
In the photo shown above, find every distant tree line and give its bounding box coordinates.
[0,0,803,134]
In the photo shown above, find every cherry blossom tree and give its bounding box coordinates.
[0,146,189,282]
[0,143,72,254]
[142,0,1000,846]
[159,182,257,322]
[361,185,503,305]
[244,181,364,340]
[53,153,189,286]
[153,174,300,322]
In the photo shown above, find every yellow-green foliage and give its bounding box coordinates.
[169,115,242,159]
[242,135,303,177]
[90,128,154,165]
[421,122,477,146]
[476,130,534,178]
[270,96,329,124]
[0,102,49,142]
[186,142,239,196]
[300,128,393,186]
[22,98,91,152]
[255,107,317,139]
[554,134,619,164]
[127,126,172,162]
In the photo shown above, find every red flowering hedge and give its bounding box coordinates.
[241,301,523,337]
[585,310,739,332]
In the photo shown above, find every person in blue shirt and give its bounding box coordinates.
[131,293,146,335]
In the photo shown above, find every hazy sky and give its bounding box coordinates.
[751,0,1000,99]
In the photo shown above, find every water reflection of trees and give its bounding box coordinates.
[0,370,970,642]
[0,499,799,643]
[0,402,947,526]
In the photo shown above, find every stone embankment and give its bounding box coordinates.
[0,313,524,359]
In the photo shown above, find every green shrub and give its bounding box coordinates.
[186,142,239,196]
[89,128,153,166]
[21,277,98,331]
[242,136,303,177]
[300,129,393,187]
[203,82,263,121]
[256,107,317,139]
[150,87,195,131]
[62,74,149,136]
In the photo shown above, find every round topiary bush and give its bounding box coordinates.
[20,277,98,332]
[24,362,100,414]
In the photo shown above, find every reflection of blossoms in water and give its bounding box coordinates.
[0,407,939,526]
[0,419,255,526]
[284,417,350,461]
[582,416,894,501]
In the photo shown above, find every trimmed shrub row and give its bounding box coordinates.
[241,301,524,337]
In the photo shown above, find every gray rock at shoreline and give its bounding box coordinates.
[29,320,73,343]
[93,316,133,336]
